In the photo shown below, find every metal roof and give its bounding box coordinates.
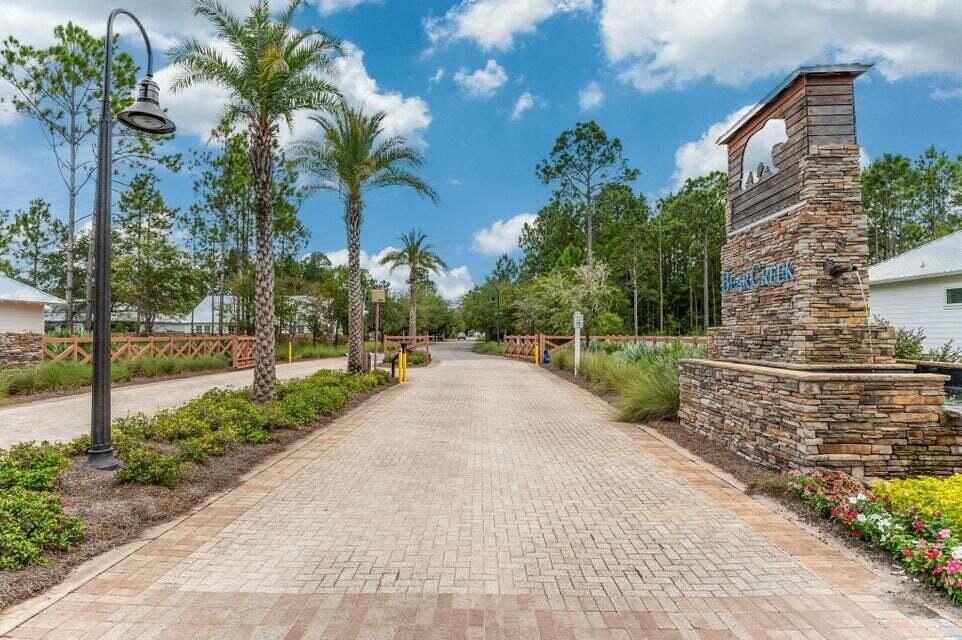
[717,63,872,145]
[868,229,962,285]
[0,274,65,305]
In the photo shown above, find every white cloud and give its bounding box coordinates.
[429,68,445,84]
[425,0,593,52]
[326,246,473,300]
[454,60,509,98]
[153,40,431,146]
[578,81,604,111]
[325,43,432,146]
[510,92,534,120]
[859,147,871,170]
[309,0,379,15]
[472,213,537,255]
[0,79,18,126]
[449,178,463,186]
[600,0,962,93]
[669,104,753,191]
[932,86,962,100]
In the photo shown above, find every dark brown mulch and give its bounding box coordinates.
[0,384,392,612]
[544,363,962,620]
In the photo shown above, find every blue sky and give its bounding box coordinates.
[2,0,962,298]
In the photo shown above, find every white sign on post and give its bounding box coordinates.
[573,311,583,376]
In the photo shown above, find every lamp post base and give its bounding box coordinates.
[86,447,119,470]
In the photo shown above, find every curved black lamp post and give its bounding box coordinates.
[88,9,176,470]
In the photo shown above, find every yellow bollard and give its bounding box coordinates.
[288,341,293,363]
[400,351,407,383]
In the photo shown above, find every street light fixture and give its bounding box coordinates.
[88,9,176,470]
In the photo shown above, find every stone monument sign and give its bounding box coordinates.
[678,65,960,480]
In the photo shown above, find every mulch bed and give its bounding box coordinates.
[0,384,392,612]
[544,363,962,621]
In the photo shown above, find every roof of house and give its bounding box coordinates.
[868,229,962,285]
[0,274,65,305]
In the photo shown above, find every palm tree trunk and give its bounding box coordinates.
[346,200,364,373]
[250,124,276,403]
[408,275,417,338]
[703,228,710,333]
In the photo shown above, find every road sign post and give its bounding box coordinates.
[573,311,583,376]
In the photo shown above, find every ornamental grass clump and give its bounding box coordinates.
[790,469,962,603]
[553,341,707,421]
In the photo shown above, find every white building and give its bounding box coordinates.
[0,274,65,333]
[869,230,962,351]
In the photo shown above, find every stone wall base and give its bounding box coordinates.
[679,358,960,480]
[0,332,42,368]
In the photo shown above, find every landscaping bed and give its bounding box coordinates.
[0,369,392,610]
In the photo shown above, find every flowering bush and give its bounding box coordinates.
[872,475,962,534]
[790,468,962,603]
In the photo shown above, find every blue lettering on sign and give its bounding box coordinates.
[721,260,794,293]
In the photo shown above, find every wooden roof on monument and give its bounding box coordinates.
[716,63,872,145]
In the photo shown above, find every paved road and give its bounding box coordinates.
[2,342,959,639]
[0,357,345,449]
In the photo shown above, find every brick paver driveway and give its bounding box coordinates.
[2,342,960,639]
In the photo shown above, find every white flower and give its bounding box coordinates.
[952,546,962,560]
[849,493,867,504]
[856,514,867,523]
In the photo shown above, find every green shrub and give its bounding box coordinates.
[893,324,926,360]
[924,340,962,364]
[279,342,346,360]
[111,368,390,487]
[0,487,84,571]
[114,446,183,488]
[0,442,70,492]
[471,341,503,356]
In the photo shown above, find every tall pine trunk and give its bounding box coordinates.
[250,124,276,403]
[345,200,364,373]
[702,229,710,333]
[408,274,417,338]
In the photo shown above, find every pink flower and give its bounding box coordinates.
[852,529,862,538]
[936,529,952,540]
[846,512,858,521]
[912,521,925,531]
[902,548,914,558]
[946,560,962,575]
[927,549,941,560]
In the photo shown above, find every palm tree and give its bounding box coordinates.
[292,102,437,372]
[169,0,341,402]
[380,230,447,338]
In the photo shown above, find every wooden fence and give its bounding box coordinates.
[383,335,430,355]
[41,334,257,370]
[502,334,709,361]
